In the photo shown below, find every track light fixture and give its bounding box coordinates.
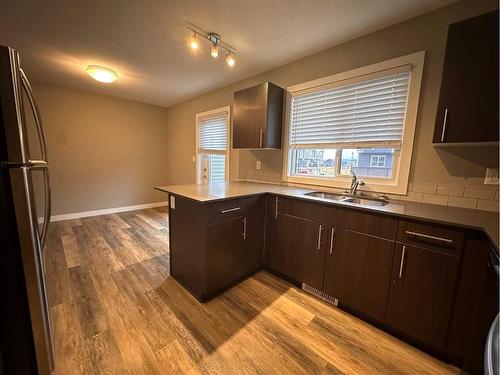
[187,25,237,67]
[225,52,235,67]
[189,32,199,50]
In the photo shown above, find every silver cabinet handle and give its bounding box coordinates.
[405,230,453,245]
[329,228,335,255]
[317,225,322,252]
[398,245,406,279]
[242,217,247,240]
[274,197,279,219]
[221,207,241,214]
[259,129,263,148]
[440,108,448,142]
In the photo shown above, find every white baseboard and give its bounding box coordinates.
[40,201,168,223]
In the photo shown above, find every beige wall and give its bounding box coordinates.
[31,83,169,216]
[164,0,498,194]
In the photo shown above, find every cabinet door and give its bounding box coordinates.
[323,229,395,321]
[207,217,244,294]
[386,244,460,350]
[264,196,286,275]
[433,11,499,143]
[233,84,267,148]
[276,214,325,289]
[234,200,264,279]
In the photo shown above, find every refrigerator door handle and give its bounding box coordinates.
[19,68,51,248]
[39,167,51,249]
[20,68,48,163]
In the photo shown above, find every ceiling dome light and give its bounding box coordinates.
[190,33,199,49]
[86,65,118,83]
[211,42,219,58]
[225,53,235,67]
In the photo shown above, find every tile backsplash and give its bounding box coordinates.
[243,171,499,212]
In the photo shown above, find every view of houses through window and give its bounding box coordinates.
[290,148,396,179]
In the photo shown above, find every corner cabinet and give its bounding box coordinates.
[433,10,499,144]
[232,82,284,149]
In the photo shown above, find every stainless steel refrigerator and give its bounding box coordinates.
[0,45,53,374]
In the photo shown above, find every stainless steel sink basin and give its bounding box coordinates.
[304,191,389,206]
[340,196,389,206]
[303,191,348,201]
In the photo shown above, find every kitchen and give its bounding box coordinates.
[0,0,498,374]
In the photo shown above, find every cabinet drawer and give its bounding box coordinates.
[397,219,464,255]
[276,196,397,239]
[207,196,258,224]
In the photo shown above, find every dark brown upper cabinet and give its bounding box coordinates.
[233,82,284,149]
[433,10,499,145]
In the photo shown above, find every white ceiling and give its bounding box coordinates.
[0,0,455,108]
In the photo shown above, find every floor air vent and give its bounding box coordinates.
[302,283,338,306]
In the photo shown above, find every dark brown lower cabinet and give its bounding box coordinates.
[323,229,395,321]
[207,217,245,293]
[279,214,326,289]
[385,244,461,350]
[265,209,326,290]
[169,194,264,301]
[236,202,264,279]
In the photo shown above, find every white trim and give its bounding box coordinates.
[282,51,425,195]
[41,201,168,223]
[195,105,231,184]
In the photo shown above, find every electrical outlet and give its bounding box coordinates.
[256,161,261,170]
[484,168,499,185]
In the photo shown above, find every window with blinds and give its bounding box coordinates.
[196,108,229,184]
[286,65,416,181]
[289,68,411,149]
[284,52,424,193]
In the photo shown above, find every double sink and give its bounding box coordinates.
[304,191,389,207]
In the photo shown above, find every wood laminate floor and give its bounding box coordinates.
[44,207,458,374]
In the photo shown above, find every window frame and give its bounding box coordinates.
[282,51,425,194]
[195,106,231,184]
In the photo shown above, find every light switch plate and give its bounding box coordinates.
[484,168,499,185]
[256,161,261,170]
[170,195,176,209]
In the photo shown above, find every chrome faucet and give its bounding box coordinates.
[349,170,365,195]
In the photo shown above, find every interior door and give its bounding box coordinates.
[323,228,395,321]
[386,244,460,349]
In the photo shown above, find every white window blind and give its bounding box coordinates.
[290,68,411,149]
[198,112,228,151]
[196,107,229,184]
